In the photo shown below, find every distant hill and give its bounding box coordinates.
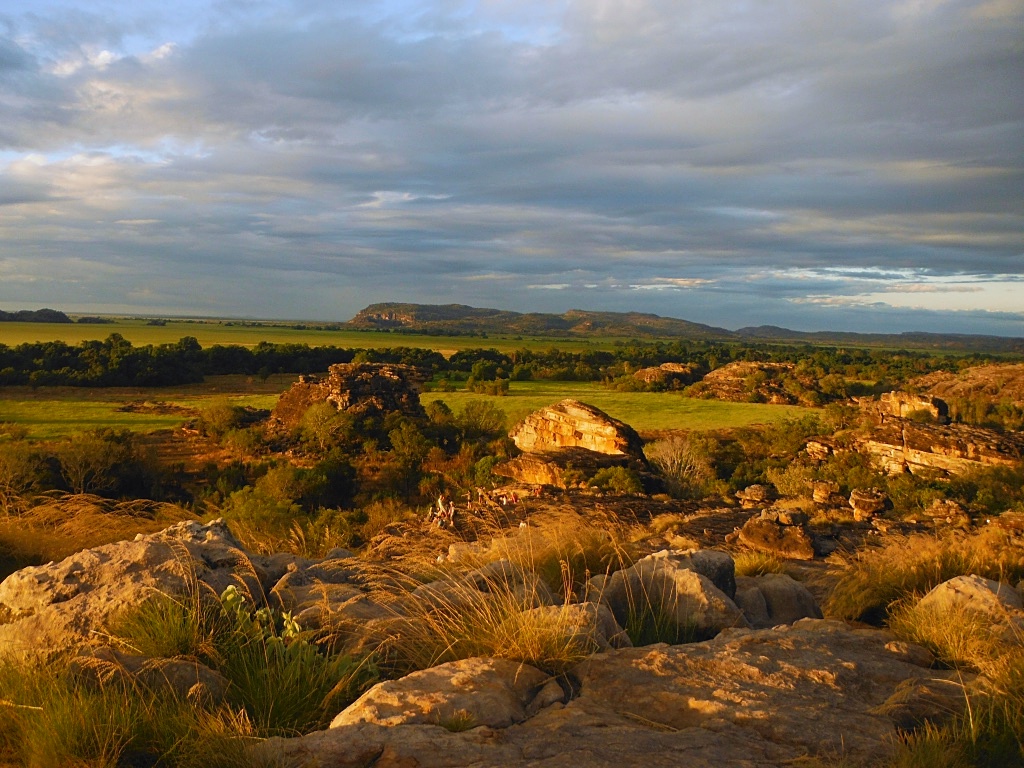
[348,302,1024,353]
[0,308,72,324]
[348,303,735,340]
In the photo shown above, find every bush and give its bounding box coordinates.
[589,466,644,495]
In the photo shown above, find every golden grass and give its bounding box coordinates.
[0,493,196,578]
[733,551,788,577]
[825,527,1024,623]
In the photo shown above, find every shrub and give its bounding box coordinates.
[589,466,644,495]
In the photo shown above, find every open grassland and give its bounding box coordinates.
[428,381,813,433]
[0,319,634,354]
[0,377,811,439]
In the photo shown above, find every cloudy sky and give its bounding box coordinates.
[1,0,1021,335]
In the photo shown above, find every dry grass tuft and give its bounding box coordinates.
[825,527,1024,623]
[734,551,788,577]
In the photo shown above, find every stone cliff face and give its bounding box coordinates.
[273,362,425,426]
[858,419,1024,475]
[912,363,1024,406]
[877,391,949,423]
[509,399,645,458]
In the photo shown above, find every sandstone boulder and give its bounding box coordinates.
[516,602,633,653]
[686,361,802,405]
[734,573,823,628]
[633,362,702,388]
[0,519,287,658]
[71,646,228,703]
[735,484,773,508]
[597,550,747,638]
[332,657,551,729]
[878,391,949,423]
[736,510,817,560]
[849,488,890,521]
[494,448,637,489]
[509,400,645,459]
[917,574,1024,637]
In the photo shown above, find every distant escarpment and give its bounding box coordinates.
[347,302,1024,351]
[348,303,735,339]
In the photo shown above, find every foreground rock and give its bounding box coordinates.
[0,520,300,658]
[261,620,958,767]
[733,509,817,560]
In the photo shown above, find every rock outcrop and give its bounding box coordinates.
[912,363,1024,407]
[877,391,950,423]
[509,400,644,458]
[261,620,958,768]
[501,400,651,488]
[686,361,801,405]
[273,362,426,426]
[856,418,1024,476]
[632,362,702,388]
[734,573,824,628]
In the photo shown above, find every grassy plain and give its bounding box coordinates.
[0,319,630,354]
[0,377,811,440]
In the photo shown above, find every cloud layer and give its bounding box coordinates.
[1,0,1022,334]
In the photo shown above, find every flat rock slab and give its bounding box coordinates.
[261,619,950,768]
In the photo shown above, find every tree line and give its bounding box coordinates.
[0,333,1012,391]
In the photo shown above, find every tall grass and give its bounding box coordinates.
[825,527,1024,623]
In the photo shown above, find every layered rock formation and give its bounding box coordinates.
[877,391,949,423]
[500,400,650,488]
[857,417,1024,475]
[912,363,1024,406]
[509,400,644,457]
[273,362,426,426]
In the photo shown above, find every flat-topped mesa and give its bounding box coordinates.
[509,399,645,459]
[273,362,425,426]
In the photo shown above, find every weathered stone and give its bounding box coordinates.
[857,419,1024,476]
[810,480,841,504]
[735,484,773,508]
[736,513,817,560]
[912,363,1024,408]
[262,621,955,768]
[878,391,949,423]
[72,646,228,702]
[494,449,637,489]
[332,657,551,729]
[805,440,834,461]
[273,362,425,426]
[509,400,645,459]
[849,488,890,521]
[515,602,633,652]
[0,519,272,658]
[598,550,748,637]
[917,574,1024,630]
[734,574,823,628]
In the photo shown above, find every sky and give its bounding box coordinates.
[0,0,1022,336]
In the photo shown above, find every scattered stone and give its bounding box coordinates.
[734,573,823,628]
[735,484,773,508]
[736,510,817,560]
[849,488,890,521]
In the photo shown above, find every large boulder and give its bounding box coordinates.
[596,550,747,638]
[515,603,633,653]
[878,391,949,423]
[0,520,294,658]
[734,573,824,628]
[509,400,645,459]
[260,621,955,768]
[916,574,1024,639]
[735,510,817,560]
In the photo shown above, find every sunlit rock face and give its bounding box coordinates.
[509,399,645,458]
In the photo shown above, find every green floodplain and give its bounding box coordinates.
[0,377,811,440]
